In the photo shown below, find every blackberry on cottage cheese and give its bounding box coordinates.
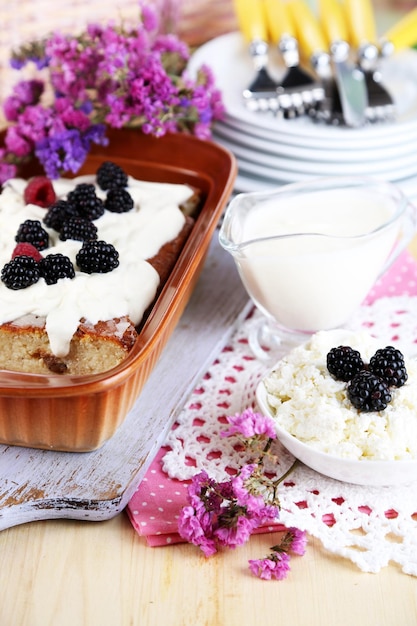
[262,330,417,461]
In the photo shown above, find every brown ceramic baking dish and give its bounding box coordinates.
[0,128,237,451]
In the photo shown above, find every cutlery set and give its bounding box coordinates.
[234,0,417,127]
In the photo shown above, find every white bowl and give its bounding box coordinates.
[256,379,417,486]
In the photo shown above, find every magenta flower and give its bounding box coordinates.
[177,506,217,557]
[177,409,305,580]
[0,2,224,182]
[213,514,259,549]
[0,161,17,185]
[287,527,308,556]
[221,408,277,440]
[249,552,291,581]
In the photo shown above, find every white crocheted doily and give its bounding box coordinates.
[162,296,417,576]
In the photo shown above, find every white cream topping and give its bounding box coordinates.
[0,175,193,356]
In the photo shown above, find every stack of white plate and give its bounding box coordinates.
[188,32,417,202]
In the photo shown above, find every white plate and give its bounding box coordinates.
[214,119,417,163]
[189,32,417,148]
[256,380,417,486]
[214,131,417,178]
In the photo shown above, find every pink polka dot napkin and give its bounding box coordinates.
[127,250,417,546]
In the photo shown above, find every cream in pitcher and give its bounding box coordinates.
[220,178,417,333]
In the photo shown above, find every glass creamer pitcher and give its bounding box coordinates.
[219,177,417,358]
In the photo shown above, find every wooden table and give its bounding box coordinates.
[0,513,416,625]
[1,238,417,626]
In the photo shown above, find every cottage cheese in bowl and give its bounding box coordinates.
[256,329,417,485]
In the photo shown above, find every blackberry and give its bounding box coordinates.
[44,199,78,232]
[15,219,49,251]
[1,256,40,290]
[96,161,128,190]
[104,187,134,213]
[326,345,364,382]
[59,217,98,242]
[347,371,392,412]
[39,254,75,285]
[76,240,119,274]
[67,184,105,220]
[369,346,408,388]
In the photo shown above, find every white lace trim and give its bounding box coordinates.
[162,297,417,575]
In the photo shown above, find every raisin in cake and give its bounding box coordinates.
[0,162,199,375]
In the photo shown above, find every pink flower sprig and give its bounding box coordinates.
[0,2,225,184]
[248,528,307,580]
[178,408,306,580]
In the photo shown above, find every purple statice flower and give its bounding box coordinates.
[178,463,280,556]
[35,129,82,178]
[54,97,92,131]
[13,104,56,144]
[178,470,221,557]
[249,552,291,581]
[141,3,159,32]
[12,79,44,106]
[214,513,259,549]
[3,79,44,121]
[221,408,277,440]
[231,465,279,524]
[10,57,25,70]
[0,159,17,185]
[285,527,308,556]
[4,126,32,157]
[29,55,50,70]
[178,506,217,557]
[35,122,107,179]
[0,3,225,182]
[153,33,189,60]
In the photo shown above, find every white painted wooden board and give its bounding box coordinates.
[0,234,249,531]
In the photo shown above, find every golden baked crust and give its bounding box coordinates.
[0,316,137,375]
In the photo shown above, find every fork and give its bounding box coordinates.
[233,0,282,113]
[264,0,325,118]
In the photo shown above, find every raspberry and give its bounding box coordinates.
[327,346,364,382]
[44,200,78,232]
[12,242,43,262]
[1,256,40,290]
[347,371,392,412]
[24,176,56,208]
[15,219,49,251]
[369,346,408,388]
[96,161,128,190]
[76,240,119,274]
[59,217,98,242]
[39,254,75,285]
[67,184,105,220]
[104,188,134,213]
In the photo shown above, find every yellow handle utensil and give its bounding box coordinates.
[318,0,350,46]
[344,0,417,53]
[344,0,377,47]
[263,0,325,115]
[344,0,395,121]
[233,0,283,111]
[286,0,329,61]
[233,0,268,42]
[318,0,368,127]
[264,0,295,43]
[382,7,417,53]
